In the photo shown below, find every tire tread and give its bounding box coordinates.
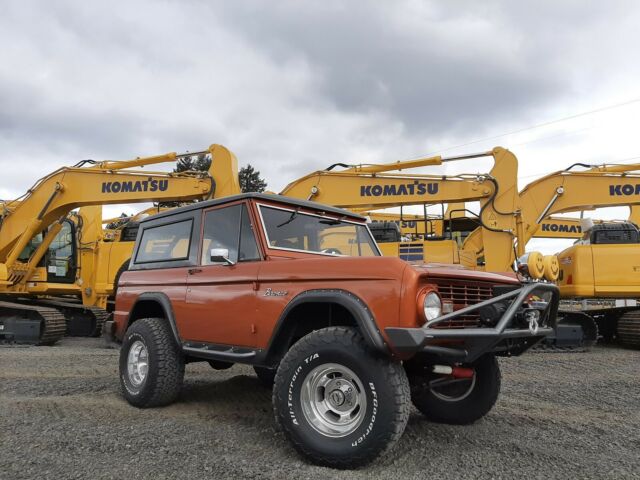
[273,327,409,468]
[120,317,184,408]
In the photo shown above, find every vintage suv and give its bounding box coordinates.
[108,193,558,468]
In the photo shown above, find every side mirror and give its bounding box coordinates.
[210,248,235,266]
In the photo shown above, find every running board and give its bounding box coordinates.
[183,342,258,362]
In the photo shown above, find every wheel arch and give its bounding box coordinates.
[263,289,387,365]
[125,292,181,345]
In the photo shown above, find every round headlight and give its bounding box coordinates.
[423,291,442,321]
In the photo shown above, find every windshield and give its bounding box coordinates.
[259,205,380,257]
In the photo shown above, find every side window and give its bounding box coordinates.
[202,205,241,265]
[239,205,261,261]
[201,204,261,265]
[135,220,193,263]
[19,232,43,261]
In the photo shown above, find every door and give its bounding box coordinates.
[45,220,78,283]
[182,203,262,347]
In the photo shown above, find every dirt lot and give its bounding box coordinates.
[1,338,639,480]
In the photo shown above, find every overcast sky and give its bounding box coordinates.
[2,0,640,253]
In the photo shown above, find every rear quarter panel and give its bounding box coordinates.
[113,268,188,339]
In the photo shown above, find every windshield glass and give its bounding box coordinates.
[259,205,380,257]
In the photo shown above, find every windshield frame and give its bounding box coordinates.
[256,202,381,257]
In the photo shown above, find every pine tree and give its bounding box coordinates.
[174,153,211,172]
[161,157,267,207]
[239,164,267,193]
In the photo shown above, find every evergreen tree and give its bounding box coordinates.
[239,164,267,193]
[161,157,267,206]
[174,153,211,172]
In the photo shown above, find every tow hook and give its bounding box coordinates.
[432,365,474,378]
[524,309,540,334]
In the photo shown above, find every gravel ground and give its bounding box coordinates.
[1,338,639,480]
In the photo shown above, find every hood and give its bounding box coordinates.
[409,262,519,284]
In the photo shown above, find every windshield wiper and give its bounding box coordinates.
[277,208,300,228]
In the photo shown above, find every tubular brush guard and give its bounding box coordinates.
[386,283,560,363]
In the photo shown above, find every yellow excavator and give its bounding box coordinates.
[281,149,640,348]
[280,147,535,275]
[506,164,640,347]
[0,144,240,345]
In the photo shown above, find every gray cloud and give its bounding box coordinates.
[0,0,639,198]
[213,1,624,135]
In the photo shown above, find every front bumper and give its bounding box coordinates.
[386,283,559,363]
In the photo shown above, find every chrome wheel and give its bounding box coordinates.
[127,340,149,387]
[430,372,476,402]
[300,363,367,438]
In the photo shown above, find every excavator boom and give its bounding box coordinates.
[281,147,520,272]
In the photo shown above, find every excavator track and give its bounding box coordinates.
[617,310,640,348]
[33,300,110,337]
[534,311,599,352]
[0,300,66,345]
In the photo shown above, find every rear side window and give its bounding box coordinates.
[135,220,193,263]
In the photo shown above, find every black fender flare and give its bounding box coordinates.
[266,289,388,358]
[127,292,181,345]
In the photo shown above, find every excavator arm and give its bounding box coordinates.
[518,165,640,246]
[280,147,521,271]
[460,162,640,274]
[0,144,240,285]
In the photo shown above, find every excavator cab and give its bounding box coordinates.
[368,221,402,243]
[587,222,639,245]
[558,221,640,298]
[17,219,78,284]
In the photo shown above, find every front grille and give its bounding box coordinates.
[430,279,495,328]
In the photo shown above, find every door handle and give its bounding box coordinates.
[188,268,202,275]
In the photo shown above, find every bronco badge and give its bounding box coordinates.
[264,288,288,297]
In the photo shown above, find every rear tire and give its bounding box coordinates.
[408,354,501,425]
[119,318,184,408]
[273,327,410,468]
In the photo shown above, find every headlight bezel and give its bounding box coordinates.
[417,288,442,323]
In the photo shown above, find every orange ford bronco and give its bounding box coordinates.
[107,193,559,468]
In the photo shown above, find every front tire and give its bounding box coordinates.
[408,354,501,425]
[119,318,185,408]
[273,327,410,468]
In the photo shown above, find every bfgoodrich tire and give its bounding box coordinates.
[409,354,501,425]
[273,327,410,468]
[119,317,185,408]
